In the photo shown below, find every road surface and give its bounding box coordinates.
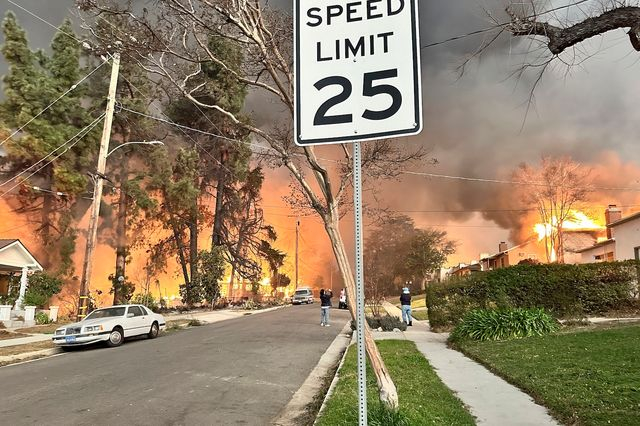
[0,304,350,426]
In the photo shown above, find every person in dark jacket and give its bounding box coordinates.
[400,287,412,326]
[320,288,333,326]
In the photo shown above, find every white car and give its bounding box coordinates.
[52,304,166,349]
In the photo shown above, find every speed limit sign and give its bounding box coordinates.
[294,0,422,146]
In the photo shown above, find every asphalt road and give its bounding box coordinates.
[0,304,350,426]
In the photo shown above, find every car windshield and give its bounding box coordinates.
[295,290,309,295]
[85,307,126,320]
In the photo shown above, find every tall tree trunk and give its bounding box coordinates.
[113,161,128,304]
[211,148,228,248]
[189,211,198,288]
[170,215,190,287]
[39,163,54,268]
[324,207,399,410]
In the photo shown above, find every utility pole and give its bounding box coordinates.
[295,219,300,288]
[77,53,120,320]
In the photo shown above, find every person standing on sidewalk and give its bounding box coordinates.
[320,288,333,326]
[400,287,412,326]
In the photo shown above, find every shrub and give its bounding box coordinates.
[427,261,640,329]
[35,311,51,325]
[351,315,407,332]
[131,293,159,312]
[22,272,63,308]
[187,319,203,327]
[450,308,559,342]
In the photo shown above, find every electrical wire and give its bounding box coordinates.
[0,112,105,188]
[0,58,109,148]
[0,114,105,199]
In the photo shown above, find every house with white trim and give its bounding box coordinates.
[0,239,44,326]
[577,205,640,263]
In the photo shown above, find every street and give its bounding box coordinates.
[0,305,350,426]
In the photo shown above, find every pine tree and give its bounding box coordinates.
[0,12,98,274]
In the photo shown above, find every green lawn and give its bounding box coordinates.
[455,324,640,426]
[411,310,429,321]
[317,340,475,425]
[393,294,426,310]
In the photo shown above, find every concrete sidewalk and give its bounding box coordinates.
[0,334,51,348]
[382,301,558,426]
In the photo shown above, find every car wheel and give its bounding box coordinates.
[107,327,124,347]
[148,322,159,339]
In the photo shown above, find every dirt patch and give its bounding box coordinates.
[0,330,29,340]
[16,323,67,334]
[0,341,54,357]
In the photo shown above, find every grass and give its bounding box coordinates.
[410,311,429,321]
[16,323,68,334]
[317,340,475,426]
[0,341,54,358]
[454,324,640,426]
[393,294,426,310]
[0,330,28,340]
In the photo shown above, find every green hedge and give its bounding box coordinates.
[427,261,640,329]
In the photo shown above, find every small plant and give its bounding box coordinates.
[368,404,410,426]
[351,315,407,332]
[35,311,51,325]
[187,319,203,327]
[450,308,559,342]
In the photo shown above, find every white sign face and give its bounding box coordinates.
[294,0,422,146]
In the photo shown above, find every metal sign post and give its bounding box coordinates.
[353,141,367,425]
[293,2,423,424]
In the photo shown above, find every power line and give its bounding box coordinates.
[420,0,590,50]
[6,0,83,44]
[0,112,105,188]
[0,58,109,148]
[0,114,105,199]
[402,170,640,192]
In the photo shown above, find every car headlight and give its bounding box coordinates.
[84,325,103,332]
[55,329,65,336]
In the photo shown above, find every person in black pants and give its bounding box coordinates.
[320,289,333,326]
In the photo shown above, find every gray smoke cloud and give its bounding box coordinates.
[2,0,640,262]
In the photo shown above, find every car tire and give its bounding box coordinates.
[107,327,124,347]
[148,322,159,339]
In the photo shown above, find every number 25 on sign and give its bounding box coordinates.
[294,0,422,146]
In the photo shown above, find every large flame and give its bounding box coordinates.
[533,210,605,263]
[534,210,604,241]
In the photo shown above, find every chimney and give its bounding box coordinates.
[605,205,622,239]
[498,242,508,252]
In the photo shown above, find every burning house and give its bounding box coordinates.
[577,205,640,264]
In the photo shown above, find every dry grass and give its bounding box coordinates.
[0,330,29,340]
[16,323,68,334]
[0,341,54,357]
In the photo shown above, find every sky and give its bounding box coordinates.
[1,0,640,284]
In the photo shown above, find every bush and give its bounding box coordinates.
[22,272,63,308]
[450,308,559,342]
[351,314,407,331]
[35,311,51,325]
[131,293,159,312]
[427,261,640,329]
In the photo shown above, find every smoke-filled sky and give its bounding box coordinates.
[2,0,640,281]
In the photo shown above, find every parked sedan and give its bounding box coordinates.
[52,305,166,349]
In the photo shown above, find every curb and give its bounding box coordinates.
[313,333,354,424]
[272,321,352,425]
[0,348,61,367]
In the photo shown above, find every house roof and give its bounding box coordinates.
[575,238,615,254]
[608,211,640,228]
[0,239,18,250]
[480,237,537,261]
[0,239,43,271]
